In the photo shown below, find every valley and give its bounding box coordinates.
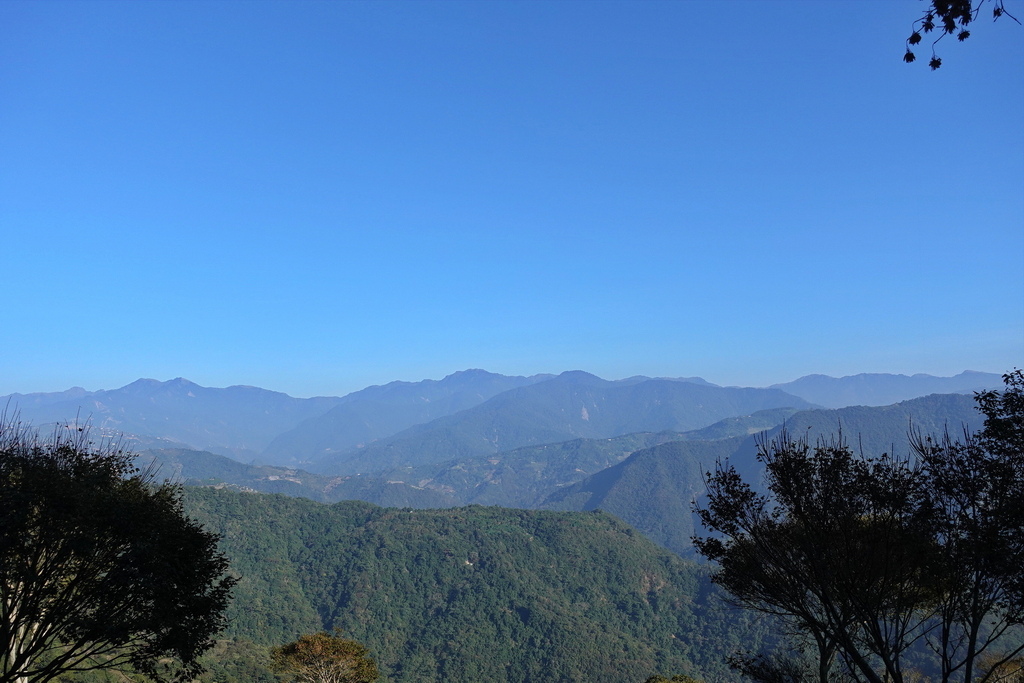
[1,369,1006,682]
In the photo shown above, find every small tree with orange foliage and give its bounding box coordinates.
[270,632,378,683]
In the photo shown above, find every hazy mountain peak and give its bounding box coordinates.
[221,383,294,399]
[436,369,504,387]
[124,378,160,386]
[440,369,554,386]
[120,378,164,392]
[118,377,202,396]
[616,375,717,387]
[6,386,90,398]
[555,370,605,384]
[443,368,492,379]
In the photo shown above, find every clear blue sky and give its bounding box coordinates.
[2,0,1022,397]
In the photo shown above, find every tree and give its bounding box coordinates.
[269,632,379,683]
[911,369,1024,683]
[0,417,236,683]
[693,431,934,683]
[904,0,1020,69]
[693,371,1024,683]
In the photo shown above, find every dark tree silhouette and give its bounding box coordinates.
[0,418,236,683]
[693,431,932,683]
[693,371,1024,683]
[911,369,1024,683]
[904,0,1021,69]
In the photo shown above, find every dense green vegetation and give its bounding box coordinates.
[180,488,774,683]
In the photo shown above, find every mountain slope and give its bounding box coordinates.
[544,437,744,556]
[544,392,984,556]
[368,431,689,508]
[1,370,550,465]
[261,369,550,465]
[182,487,769,683]
[4,370,995,466]
[139,448,458,507]
[317,371,816,474]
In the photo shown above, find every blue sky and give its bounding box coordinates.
[2,0,1022,397]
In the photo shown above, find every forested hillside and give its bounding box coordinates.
[180,488,773,683]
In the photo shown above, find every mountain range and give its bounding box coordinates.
[1,377,343,461]
[139,391,984,557]
[3,369,999,471]
[310,371,819,475]
[768,370,1000,408]
[2,368,1006,681]
[261,369,551,464]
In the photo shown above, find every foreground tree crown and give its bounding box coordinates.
[694,370,1024,683]
[0,418,236,683]
[270,632,379,683]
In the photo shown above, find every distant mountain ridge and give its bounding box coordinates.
[1,378,345,460]
[769,370,1002,408]
[0,370,551,464]
[262,369,551,465]
[1,369,1001,467]
[310,371,817,474]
